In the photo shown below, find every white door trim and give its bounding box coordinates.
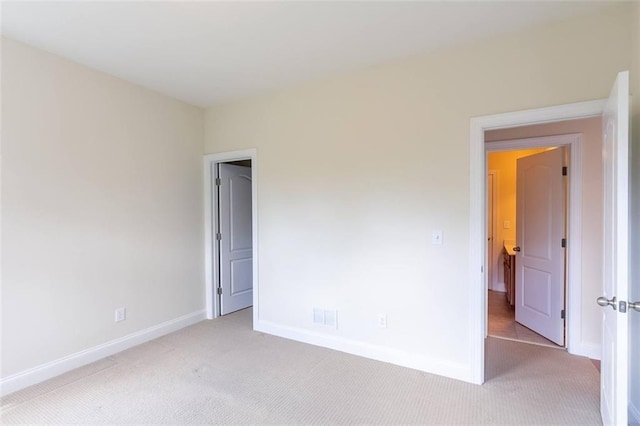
[469,99,606,384]
[204,149,258,323]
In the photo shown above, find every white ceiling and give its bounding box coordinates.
[1,1,610,107]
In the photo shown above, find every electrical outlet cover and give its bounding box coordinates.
[432,230,443,245]
[115,307,126,322]
[378,314,387,328]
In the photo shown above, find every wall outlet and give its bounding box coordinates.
[115,307,126,322]
[503,220,511,229]
[377,314,387,328]
[432,230,443,245]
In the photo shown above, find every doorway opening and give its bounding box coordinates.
[468,101,606,385]
[204,149,258,322]
[486,145,568,349]
[216,160,253,316]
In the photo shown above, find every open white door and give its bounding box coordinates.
[515,148,565,346]
[599,71,629,426]
[218,163,253,315]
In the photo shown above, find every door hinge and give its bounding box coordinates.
[215,177,221,186]
[561,309,565,319]
[561,238,566,248]
[217,287,222,296]
[562,166,568,176]
[216,232,222,241]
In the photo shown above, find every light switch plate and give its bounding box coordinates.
[377,314,387,328]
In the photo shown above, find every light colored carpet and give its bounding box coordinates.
[1,308,601,425]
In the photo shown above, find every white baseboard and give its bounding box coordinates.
[630,400,640,425]
[255,319,472,384]
[0,310,206,396]
[491,281,506,292]
[568,340,601,360]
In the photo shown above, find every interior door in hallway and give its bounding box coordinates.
[515,147,565,346]
[218,163,253,315]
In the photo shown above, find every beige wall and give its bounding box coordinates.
[204,4,632,378]
[1,38,205,377]
[486,117,603,349]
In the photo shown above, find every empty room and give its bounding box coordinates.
[1,1,639,424]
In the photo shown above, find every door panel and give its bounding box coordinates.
[522,267,551,316]
[515,148,565,345]
[230,258,252,294]
[219,163,253,315]
[522,164,553,260]
[599,71,629,426]
[230,175,252,251]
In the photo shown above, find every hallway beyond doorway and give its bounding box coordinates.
[488,290,562,349]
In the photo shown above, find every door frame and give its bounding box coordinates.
[488,137,576,346]
[469,99,606,384]
[204,149,258,321]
